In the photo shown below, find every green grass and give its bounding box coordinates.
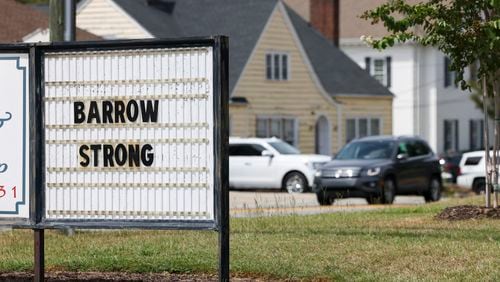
[1,196,500,281]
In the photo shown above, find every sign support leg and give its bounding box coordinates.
[34,229,44,282]
[218,187,229,282]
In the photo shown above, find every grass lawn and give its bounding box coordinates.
[1,196,500,281]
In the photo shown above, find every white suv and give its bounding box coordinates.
[229,137,331,193]
[457,151,485,193]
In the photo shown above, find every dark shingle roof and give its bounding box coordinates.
[113,0,391,97]
[114,0,277,94]
[285,5,392,96]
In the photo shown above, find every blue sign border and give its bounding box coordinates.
[0,57,27,215]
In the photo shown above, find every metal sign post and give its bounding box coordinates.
[0,36,229,282]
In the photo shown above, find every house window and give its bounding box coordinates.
[470,119,484,150]
[345,117,382,143]
[444,57,457,88]
[256,117,297,145]
[365,57,391,87]
[373,59,386,85]
[444,119,459,152]
[266,52,289,81]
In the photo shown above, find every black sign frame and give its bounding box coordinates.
[0,37,229,231]
[0,37,230,282]
[34,37,229,231]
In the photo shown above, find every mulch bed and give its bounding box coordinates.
[0,272,293,282]
[436,205,500,220]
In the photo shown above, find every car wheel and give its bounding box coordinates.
[316,191,335,206]
[366,196,381,205]
[382,178,396,204]
[283,172,307,194]
[424,177,441,202]
[472,178,486,195]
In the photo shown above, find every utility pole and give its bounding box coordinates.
[64,0,76,41]
[36,2,77,281]
[49,0,65,42]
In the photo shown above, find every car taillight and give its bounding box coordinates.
[457,167,461,176]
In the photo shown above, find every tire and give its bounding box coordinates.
[472,178,486,195]
[367,178,395,205]
[316,191,335,206]
[366,196,381,205]
[382,178,396,204]
[283,172,308,194]
[424,177,441,202]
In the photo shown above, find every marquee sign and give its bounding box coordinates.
[43,46,216,228]
[0,37,229,230]
[0,52,30,222]
[0,37,229,280]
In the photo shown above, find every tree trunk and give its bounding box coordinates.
[494,77,500,207]
[483,75,492,208]
[494,91,499,208]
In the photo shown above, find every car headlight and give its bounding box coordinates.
[305,162,326,170]
[315,170,322,177]
[312,162,326,170]
[366,167,381,176]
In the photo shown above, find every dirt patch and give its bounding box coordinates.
[436,205,500,220]
[0,271,293,282]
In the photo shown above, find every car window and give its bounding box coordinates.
[414,141,431,156]
[465,156,482,166]
[336,140,395,160]
[398,141,418,157]
[398,142,409,155]
[229,144,266,156]
[268,141,300,155]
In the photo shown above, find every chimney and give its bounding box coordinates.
[310,0,340,46]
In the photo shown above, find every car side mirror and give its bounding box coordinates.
[396,153,408,161]
[262,150,274,158]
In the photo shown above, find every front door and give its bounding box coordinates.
[394,141,420,192]
[229,143,274,188]
[315,116,331,155]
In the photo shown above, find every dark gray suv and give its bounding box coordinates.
[313,136,442,205]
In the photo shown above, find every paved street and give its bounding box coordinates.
[230,190,427,217]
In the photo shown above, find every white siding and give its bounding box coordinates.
[432,49,491,153]
[77,0,152,39]
[341,44,415,137]
[342,41,491,154]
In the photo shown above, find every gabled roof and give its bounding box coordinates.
[112,0,392,97]
[114,0,277,95]
[0,0,99,43]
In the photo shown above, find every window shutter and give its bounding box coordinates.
[444,120,450,151]
[266,54,272,80]
[469,120,473,150]
[365,57,371,73]
[444,57,450,87]
[386,57,392,88]
[455,120,459,151]
[480,120,485,149]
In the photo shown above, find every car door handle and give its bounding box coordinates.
[244,162,251,166]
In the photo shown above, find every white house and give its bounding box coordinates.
[286,0,490,154]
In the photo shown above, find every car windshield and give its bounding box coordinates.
[336,140,395,160]
[268,141,301,155]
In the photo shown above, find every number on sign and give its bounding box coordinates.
[0,186,16,198]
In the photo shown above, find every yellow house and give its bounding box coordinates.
[77,0,393,154]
